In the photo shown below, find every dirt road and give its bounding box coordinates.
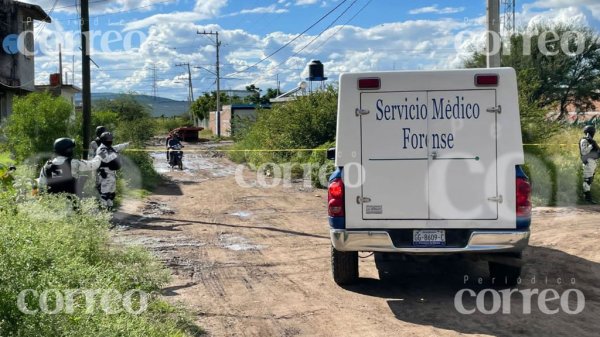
[114,143,600,337]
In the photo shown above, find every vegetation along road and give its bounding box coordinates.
[113,142,600,337]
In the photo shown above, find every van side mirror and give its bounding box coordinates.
[327,148,336,161]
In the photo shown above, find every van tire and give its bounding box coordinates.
[331,246,358,285]
[489,261,522,287]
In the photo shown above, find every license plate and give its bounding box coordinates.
[413,230,446,246]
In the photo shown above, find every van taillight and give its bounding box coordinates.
[328,178,345,217]
[475,74,499,86]
[516,177,531,218]
[358,78,380,90]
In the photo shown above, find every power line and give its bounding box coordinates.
[54,0,109,10]
[55,0,176,22]
[249,0,359,85]
[224,0,348,78]
[151,63,158,100]
[35,0,59,40]
[309,0,373,54]
[197,30,222,136]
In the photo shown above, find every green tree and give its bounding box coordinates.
[244,84,261,105]
[91,110,119,135]
[94,93,151,121]
[3,92,75,161]
[189,91,231,121]
[261,88,280,105]
[92,94,155,146]
[465,24,600,121]
[242,85,278,105]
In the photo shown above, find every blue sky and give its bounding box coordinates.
[20,0,600,100]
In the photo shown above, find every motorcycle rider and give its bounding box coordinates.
[96,132,130,210]
[166,131,184,168]
[580,125,600,203]
[38,138,103,197]
[88,126,107,159]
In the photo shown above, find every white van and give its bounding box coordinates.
[328,68,531,286]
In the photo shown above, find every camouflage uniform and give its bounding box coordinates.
[96,143,129,209]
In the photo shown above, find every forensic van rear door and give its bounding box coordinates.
[359,89,498,221]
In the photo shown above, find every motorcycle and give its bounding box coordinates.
[168,144,184,170]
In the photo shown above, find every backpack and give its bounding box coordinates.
[44,158,77,194]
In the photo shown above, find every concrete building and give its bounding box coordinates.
[35,83,81,113]
[0,0,50,120]
[208,104,269,137]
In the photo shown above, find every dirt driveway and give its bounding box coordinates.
[114,143,600,337]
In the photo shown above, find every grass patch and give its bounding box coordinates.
[524,127,596,206]
[0,192,202,336]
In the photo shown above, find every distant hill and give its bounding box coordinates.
[75,93,190,118]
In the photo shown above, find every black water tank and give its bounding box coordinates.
[308,60,324,80]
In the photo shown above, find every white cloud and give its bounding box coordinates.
[409,5,465,15]
[224,4,289,17]
[295,0,319,6]
[527,7,589,28]
[124,0,227,31]
[29,0,600,101]
[20,0,179,14]
[526,0,600,21]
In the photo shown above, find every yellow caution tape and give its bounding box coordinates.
[124,148,328,153]
[523,144,577,147]
[122,144,578,153]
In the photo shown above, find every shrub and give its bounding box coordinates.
[524,127,597,206]
[2,92,75,162]
[114,118,156,148]
[231,86,337,166]
[91,110,119,135]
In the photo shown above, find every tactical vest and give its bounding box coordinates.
[99,147,122,171]
[44,159,77,194]
[580,137,600,163]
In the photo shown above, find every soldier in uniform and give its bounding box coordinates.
[88,126,107,159]
[39,138,103,197]
[580,125,600,204]
[96,132,129,210]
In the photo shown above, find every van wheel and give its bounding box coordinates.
[489,261,522,287]
[331,245,358,285]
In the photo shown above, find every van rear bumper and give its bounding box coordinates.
[330,229,529,254]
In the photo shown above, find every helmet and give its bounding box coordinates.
[96,126,107,138]
[584,125,596,138]
[54,138,76,157]
[100,132,114,147]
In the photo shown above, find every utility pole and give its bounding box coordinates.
[276,74,280,96]
[58,44,63,85]
[176,62,195,124]
[80,0,91,158]
[151,64,158,100]
[487,0,501,68]
[197,30,221,137]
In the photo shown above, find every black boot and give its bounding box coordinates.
[584,192,597,204]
